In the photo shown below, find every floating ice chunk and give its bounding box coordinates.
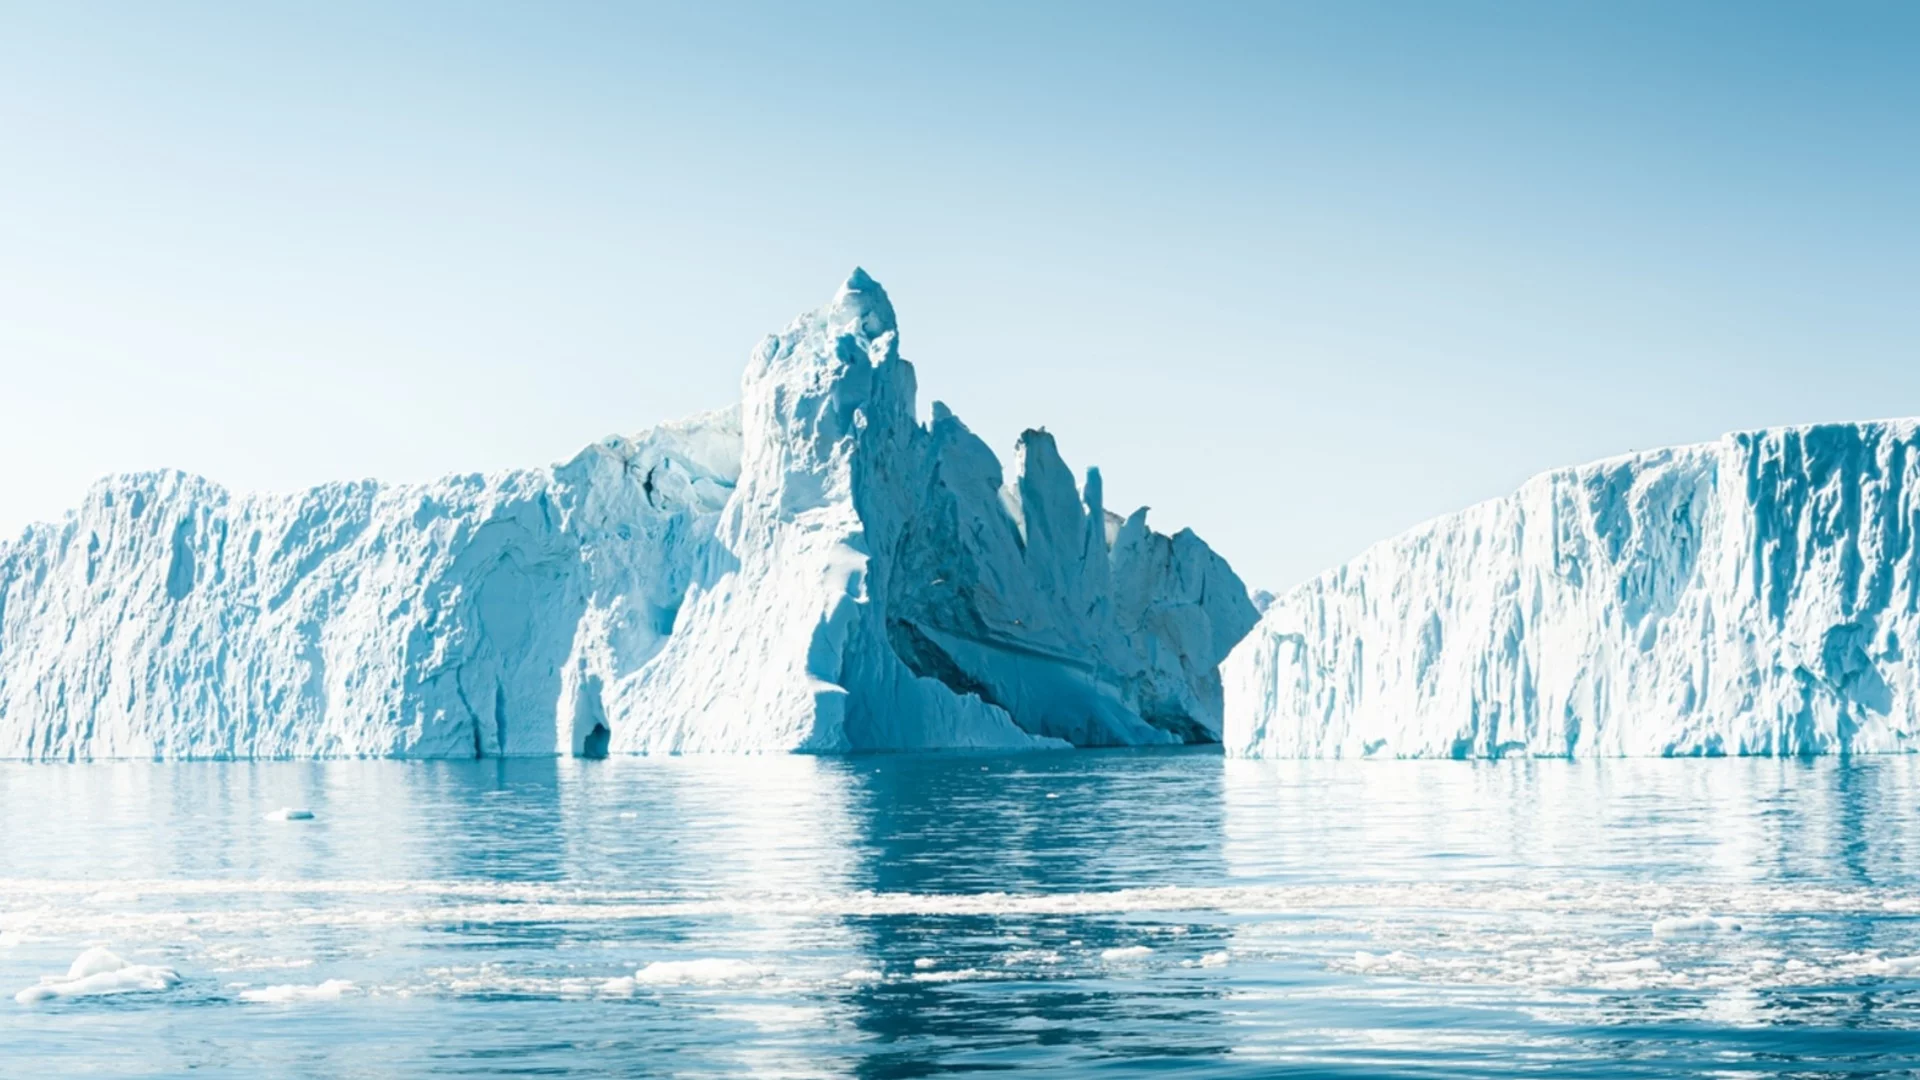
[1001,949,1062,966]
[911,967,987,983]
[263,808,315,822]
[1867,955,1920,975]
[65,946,127,979]
[1652,914,1742,937]
[209,954,314,973]
[239,979,355,1003]
[1596,957,1662,973]
[912,957,939,970]
[14,946,181,1004]
[1100,945,1154,962]
[839,968,884,983]
[631,958,764,986]
[1194,950,1230,968]
[1347,950,1415,972]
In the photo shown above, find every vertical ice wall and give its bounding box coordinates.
[583,270,1258,752]
[1225,423,1920,758]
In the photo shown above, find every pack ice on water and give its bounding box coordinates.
[0,271,1258,759]
[1225,423,1920,758]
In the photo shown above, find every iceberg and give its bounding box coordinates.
[14,946,181,1004]
[1225,422,1920,758]
[0,271,1257,759]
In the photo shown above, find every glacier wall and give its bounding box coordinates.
[0,271,1257,759]
[1224,422,1920,758]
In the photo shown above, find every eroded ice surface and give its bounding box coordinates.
[1225,422,1920,758]
[14,947,181,1005]
[0,271,1255,759]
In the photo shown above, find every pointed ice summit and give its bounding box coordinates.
[1224,422,1920,758]
[0,271,1258,759]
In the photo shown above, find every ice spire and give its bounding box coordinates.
[832,266,897,340]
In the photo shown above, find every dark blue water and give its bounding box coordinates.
[4,751,1920,1077]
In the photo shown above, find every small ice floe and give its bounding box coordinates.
[14,946,181,1004]
[839,968,884,984]
[1867,955,1920,976]
[209,954,315,974]
[1100,945,1154,963]
[263,807,315,822]
[615,958,764,988]
[1652,913,1742,937]
[1596,957,1662,974]
[1001,949,1062,966]
[912,957,939,970]
[910,967,987,983]
[1185,950,1230,969]
[1348,950,1414,972]
[239,979,356,1004]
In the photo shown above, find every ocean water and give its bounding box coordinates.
[4,751,1920,1078]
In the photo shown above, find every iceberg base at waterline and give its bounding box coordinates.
[1225,421,1920,759]
[0,271,1258,760]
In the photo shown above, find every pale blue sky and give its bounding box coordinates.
[2,3,1916,590]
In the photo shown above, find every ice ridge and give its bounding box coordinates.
[0,271,1257,759]
[1224,422,1920,758]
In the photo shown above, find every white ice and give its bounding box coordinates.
[627,958,765,987]
[13,945,181,1004]
[1652,914,1743,937]
[1226,422,1920,758]
[238,978,356,1003]
[0,271,1256,759]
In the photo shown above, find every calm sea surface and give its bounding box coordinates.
[4,750,1920,1077]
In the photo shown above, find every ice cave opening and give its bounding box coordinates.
[581,723,611,759]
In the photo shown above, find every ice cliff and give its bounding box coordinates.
[0,271,1257,759]
[1225,422,1920,758]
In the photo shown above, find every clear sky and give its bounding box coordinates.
[2,3,1916,591]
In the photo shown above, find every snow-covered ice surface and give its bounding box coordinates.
[0,271,1254,759]
[13,946,180,1004]
[236,978,356,1004]
[1226,422,1920,758]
